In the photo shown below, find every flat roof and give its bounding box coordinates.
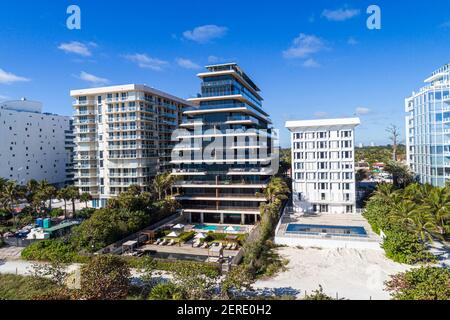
[70,84,192,106]
[44,221,80,233]
[286,117,360,131]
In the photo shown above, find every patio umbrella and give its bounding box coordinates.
[167,232,179,238]
[173,224,185,230]
[194,233,206,239]
[225,226,236,232]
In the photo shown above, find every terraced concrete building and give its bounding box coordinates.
[71,84,190,208]
[172,63,276,225]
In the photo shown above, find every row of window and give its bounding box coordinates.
[294,140,352,150]
[293,130,352,140]
[293,151,353,160]
[294,172,354,180]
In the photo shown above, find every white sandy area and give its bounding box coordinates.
[254,246,411,300]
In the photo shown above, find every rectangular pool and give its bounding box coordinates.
[194,224,245,232]
[286,224,368,237]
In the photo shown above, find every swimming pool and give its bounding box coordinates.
[286,224,368,237]
[194,224,244,232]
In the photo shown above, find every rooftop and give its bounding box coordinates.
[285,117,361,131]
[70,84,192,106]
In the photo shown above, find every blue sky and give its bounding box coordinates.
[1,0,450,147]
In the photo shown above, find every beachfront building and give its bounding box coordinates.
[286,118,360,214]
[172,63,276,225]
[0,98,72,186]
[71,84,190,208]
[405,63,450,187]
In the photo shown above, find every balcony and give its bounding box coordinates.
[182,205,261,214]
[73,99,96,106]
[173,180,268,188]
[171,169,206,176]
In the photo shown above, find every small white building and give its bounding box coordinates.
[286,118,360,214]
[0,98,72,186]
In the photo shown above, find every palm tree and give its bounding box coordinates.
[152,173,174,200]
[80,192,92,208]
[421,187,450,236]
[2,181,23,229]
[384,161,414,188]
[258,177,290,204]
[407,211,438,243]
[66,186,80,217]
[57,188,71,219]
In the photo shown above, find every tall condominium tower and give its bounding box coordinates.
[406,63,450,187]
[286,118,360,214]
[0,98,72,186]
[172,63,276,225]
[71,84,190,208]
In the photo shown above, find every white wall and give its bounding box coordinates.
[275,235,382,251]
[0,105,71,186]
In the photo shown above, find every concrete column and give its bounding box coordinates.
[241,214,245,225]
[200,213,204,224]
[254,214,258,223]
[220,213,224,224]
[188,213,192,223]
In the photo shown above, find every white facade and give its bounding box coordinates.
[286,118,360,214]
[0,99,72,186]
[71,84,190,208]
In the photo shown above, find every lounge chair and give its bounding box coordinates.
[226,243,232,250]
[231,243,237,250]
[168,239,175,246]
[155,239,162,245]
[201,242,208,249]
[193,241,201,248]
[159,240,167,246]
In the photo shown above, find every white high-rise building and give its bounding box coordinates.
[286,118,360,214]
[0,98,72,186]
[71,84,191,208]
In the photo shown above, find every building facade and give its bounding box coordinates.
[286,118,360,214]
[70,84,190,208]
[406,63,450,187]
[0,99,72,186]
[172,63,276,225]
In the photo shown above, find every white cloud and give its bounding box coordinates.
[176,58,201,70]
[347,37,358,45]
[302,58,321,68]
[283,33,327,59]
[0,94,10,101]
[78,71,109,85]
[0,68,30,84]
[314,111,329,118]
[124,53,168,71]
[58,41,92,57]
[183,25,228,43]
[356,107,371,115]
[207,55,221,63]
[321,8,360,21]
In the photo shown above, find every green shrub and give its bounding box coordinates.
[382,230,436,265]
[21,239,87,263]
[148,282,184,300]
[178,231,195,243]
[49,208,64,218]
[0,274,60,300]
[386,267,450,300]
[74,208,95,220]
[125,257,220,278]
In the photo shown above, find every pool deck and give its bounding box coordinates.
[139,242,239,257]
[275,211,382,249]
